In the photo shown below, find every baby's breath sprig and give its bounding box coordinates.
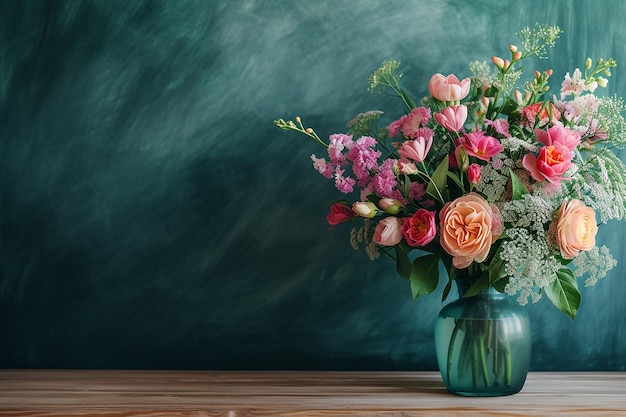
[367,59,416,111]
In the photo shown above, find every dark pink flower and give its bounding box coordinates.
[522,143,572,185]
[460,131,503,161]
[326,202,355,226]
[401,209,437,247]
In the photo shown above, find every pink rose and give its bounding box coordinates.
[428,73,471,102]
[434,105,468,132]
[326,202,354,226]
[372,217,404,246]
[398,135,433,163]
[534,125,581,151]
[522,143,572,185]
[468,163,481,184]
[439,193,501,269]
[402,209,437,247]
[460,131,503,162]
[556,199,598,259]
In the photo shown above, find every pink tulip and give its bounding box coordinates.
[460,131,503,161]
[398,136,433,163]
[428,73,471,102]
[534,125,581,151]
[372,217,404,246]
[522,144,572,185]
[435,105,468,132]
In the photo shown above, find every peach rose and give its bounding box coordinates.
[439,193,501,269]
[556,199,598,259]
[372,217,403,246]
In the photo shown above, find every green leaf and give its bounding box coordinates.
[544,268,581,319]
[426,157,449,203]
[488,258,505,284]
[509,168,529,200]
[396,244,412,279]
[461,272,489,298]
[410,254,439,300]
[492,276,509,293]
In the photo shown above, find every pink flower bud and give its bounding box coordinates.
[327,202,355,226]
[492,56,505,69]
[379,198,403,215]
[454,146,469,172]
[352,201,378,218]
[468,164,482,185]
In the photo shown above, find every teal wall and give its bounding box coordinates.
[1,0,624,370]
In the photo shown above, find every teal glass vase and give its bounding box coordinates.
[434,281,531,396]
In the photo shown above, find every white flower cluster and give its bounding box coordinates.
[499,228,562,305]
[473,155,514,203]
[570,151,626,222]
[500,194,558,234]
[572,245,617,287]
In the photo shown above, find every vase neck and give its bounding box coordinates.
[455,278,503,298]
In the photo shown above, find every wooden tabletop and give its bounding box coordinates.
[0,370,625,416]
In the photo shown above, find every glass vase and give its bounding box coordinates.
[434,282,531,396]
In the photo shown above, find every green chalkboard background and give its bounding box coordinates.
[1,0,625,370]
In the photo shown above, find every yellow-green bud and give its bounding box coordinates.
[585,58,592,70]
[379,198,403,215]
[597,77,608,88]
[352,201,378,218]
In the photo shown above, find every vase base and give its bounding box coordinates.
[446,388,522,397]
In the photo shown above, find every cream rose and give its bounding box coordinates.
[556,199,598,259]
[439,193,501,269]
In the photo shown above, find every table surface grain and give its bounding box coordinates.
[0,370,625,416]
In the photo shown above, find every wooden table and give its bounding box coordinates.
[0,370,625,416]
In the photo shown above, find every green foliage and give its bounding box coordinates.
[544,268,581,319]
[509,169,529,200]
[367,59,416,110]
[410,254,440,300]
[426,156,449,204]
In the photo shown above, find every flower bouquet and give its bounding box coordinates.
[274,24,626,394]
